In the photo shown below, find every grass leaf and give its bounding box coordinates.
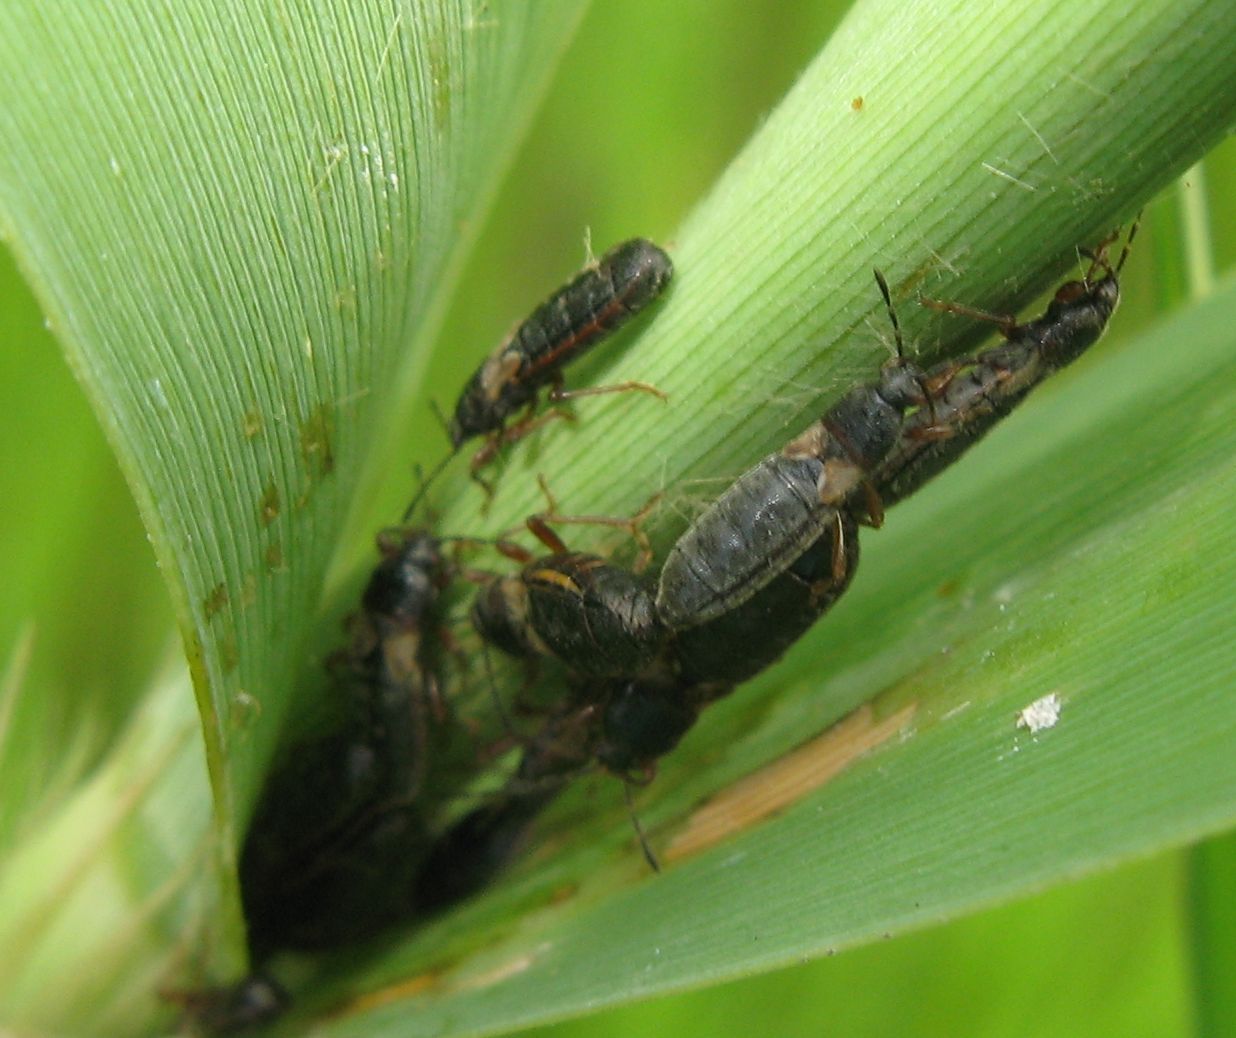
[1,0,1234,1034]
[0,2,588,1032]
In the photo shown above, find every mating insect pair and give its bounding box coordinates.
[421,226,1133,905]
[663,226,1134,677]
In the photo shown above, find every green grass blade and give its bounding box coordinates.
[0,2,587,1032]
[0,659,206,1033]
[1,0,1234,1034]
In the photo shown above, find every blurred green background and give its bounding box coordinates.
[3,1,1234,1034]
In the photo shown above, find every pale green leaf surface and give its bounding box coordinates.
[523,852,1190,1038]
[0,245,171,855]
[0,0,586,820]
[0,657,205,1032]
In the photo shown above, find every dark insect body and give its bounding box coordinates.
[868,232,1130,511]
[656,270,921,630]
[415,668,707,909]
[180,529,453,1030]
[472,551,665,678]
[668,510,861,686]
[595,672,715,777]
[239,528,448,959]
[414,778,566,913]
[449,237,673,466]
[164,974,288,1035]
[470,505,666,679]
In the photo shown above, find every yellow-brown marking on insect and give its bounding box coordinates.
[527,567,582,595]
[664,701,916,863]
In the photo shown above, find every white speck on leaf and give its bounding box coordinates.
[1016,693,1061,734]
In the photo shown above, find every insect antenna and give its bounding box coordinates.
[1079,213,1141,284]
[875,267,936,422]
[480,641,521,743]
[872,268,904,361]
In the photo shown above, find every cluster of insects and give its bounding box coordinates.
[187,224,1135,1030]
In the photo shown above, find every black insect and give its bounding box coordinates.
[414,778,567,913]
[413,700,588,912]
[867,225,1134,512]
[656,270,922,633]
[593,671,714,779]
[238,528,448,960]
[176,528,455,1029]
[451,477,859,894]
[667,510,862,686]
[435,507,690,900]
[449,237,673,471]
[470,516,666,679]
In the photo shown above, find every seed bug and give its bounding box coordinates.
[239,527,449,962]
[668,509,862,686]
[336,528,451,795]
[868,224,1134,512]
[449,237,673,470]
[471,495,667,679]
[656,269,923,631]
[472,552,665,680]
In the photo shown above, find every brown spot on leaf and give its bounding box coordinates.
[219,632,239,674]
[203,582,229,619]
[260,482,280,525]
[242,408,263,439]
[300,403,336,478]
